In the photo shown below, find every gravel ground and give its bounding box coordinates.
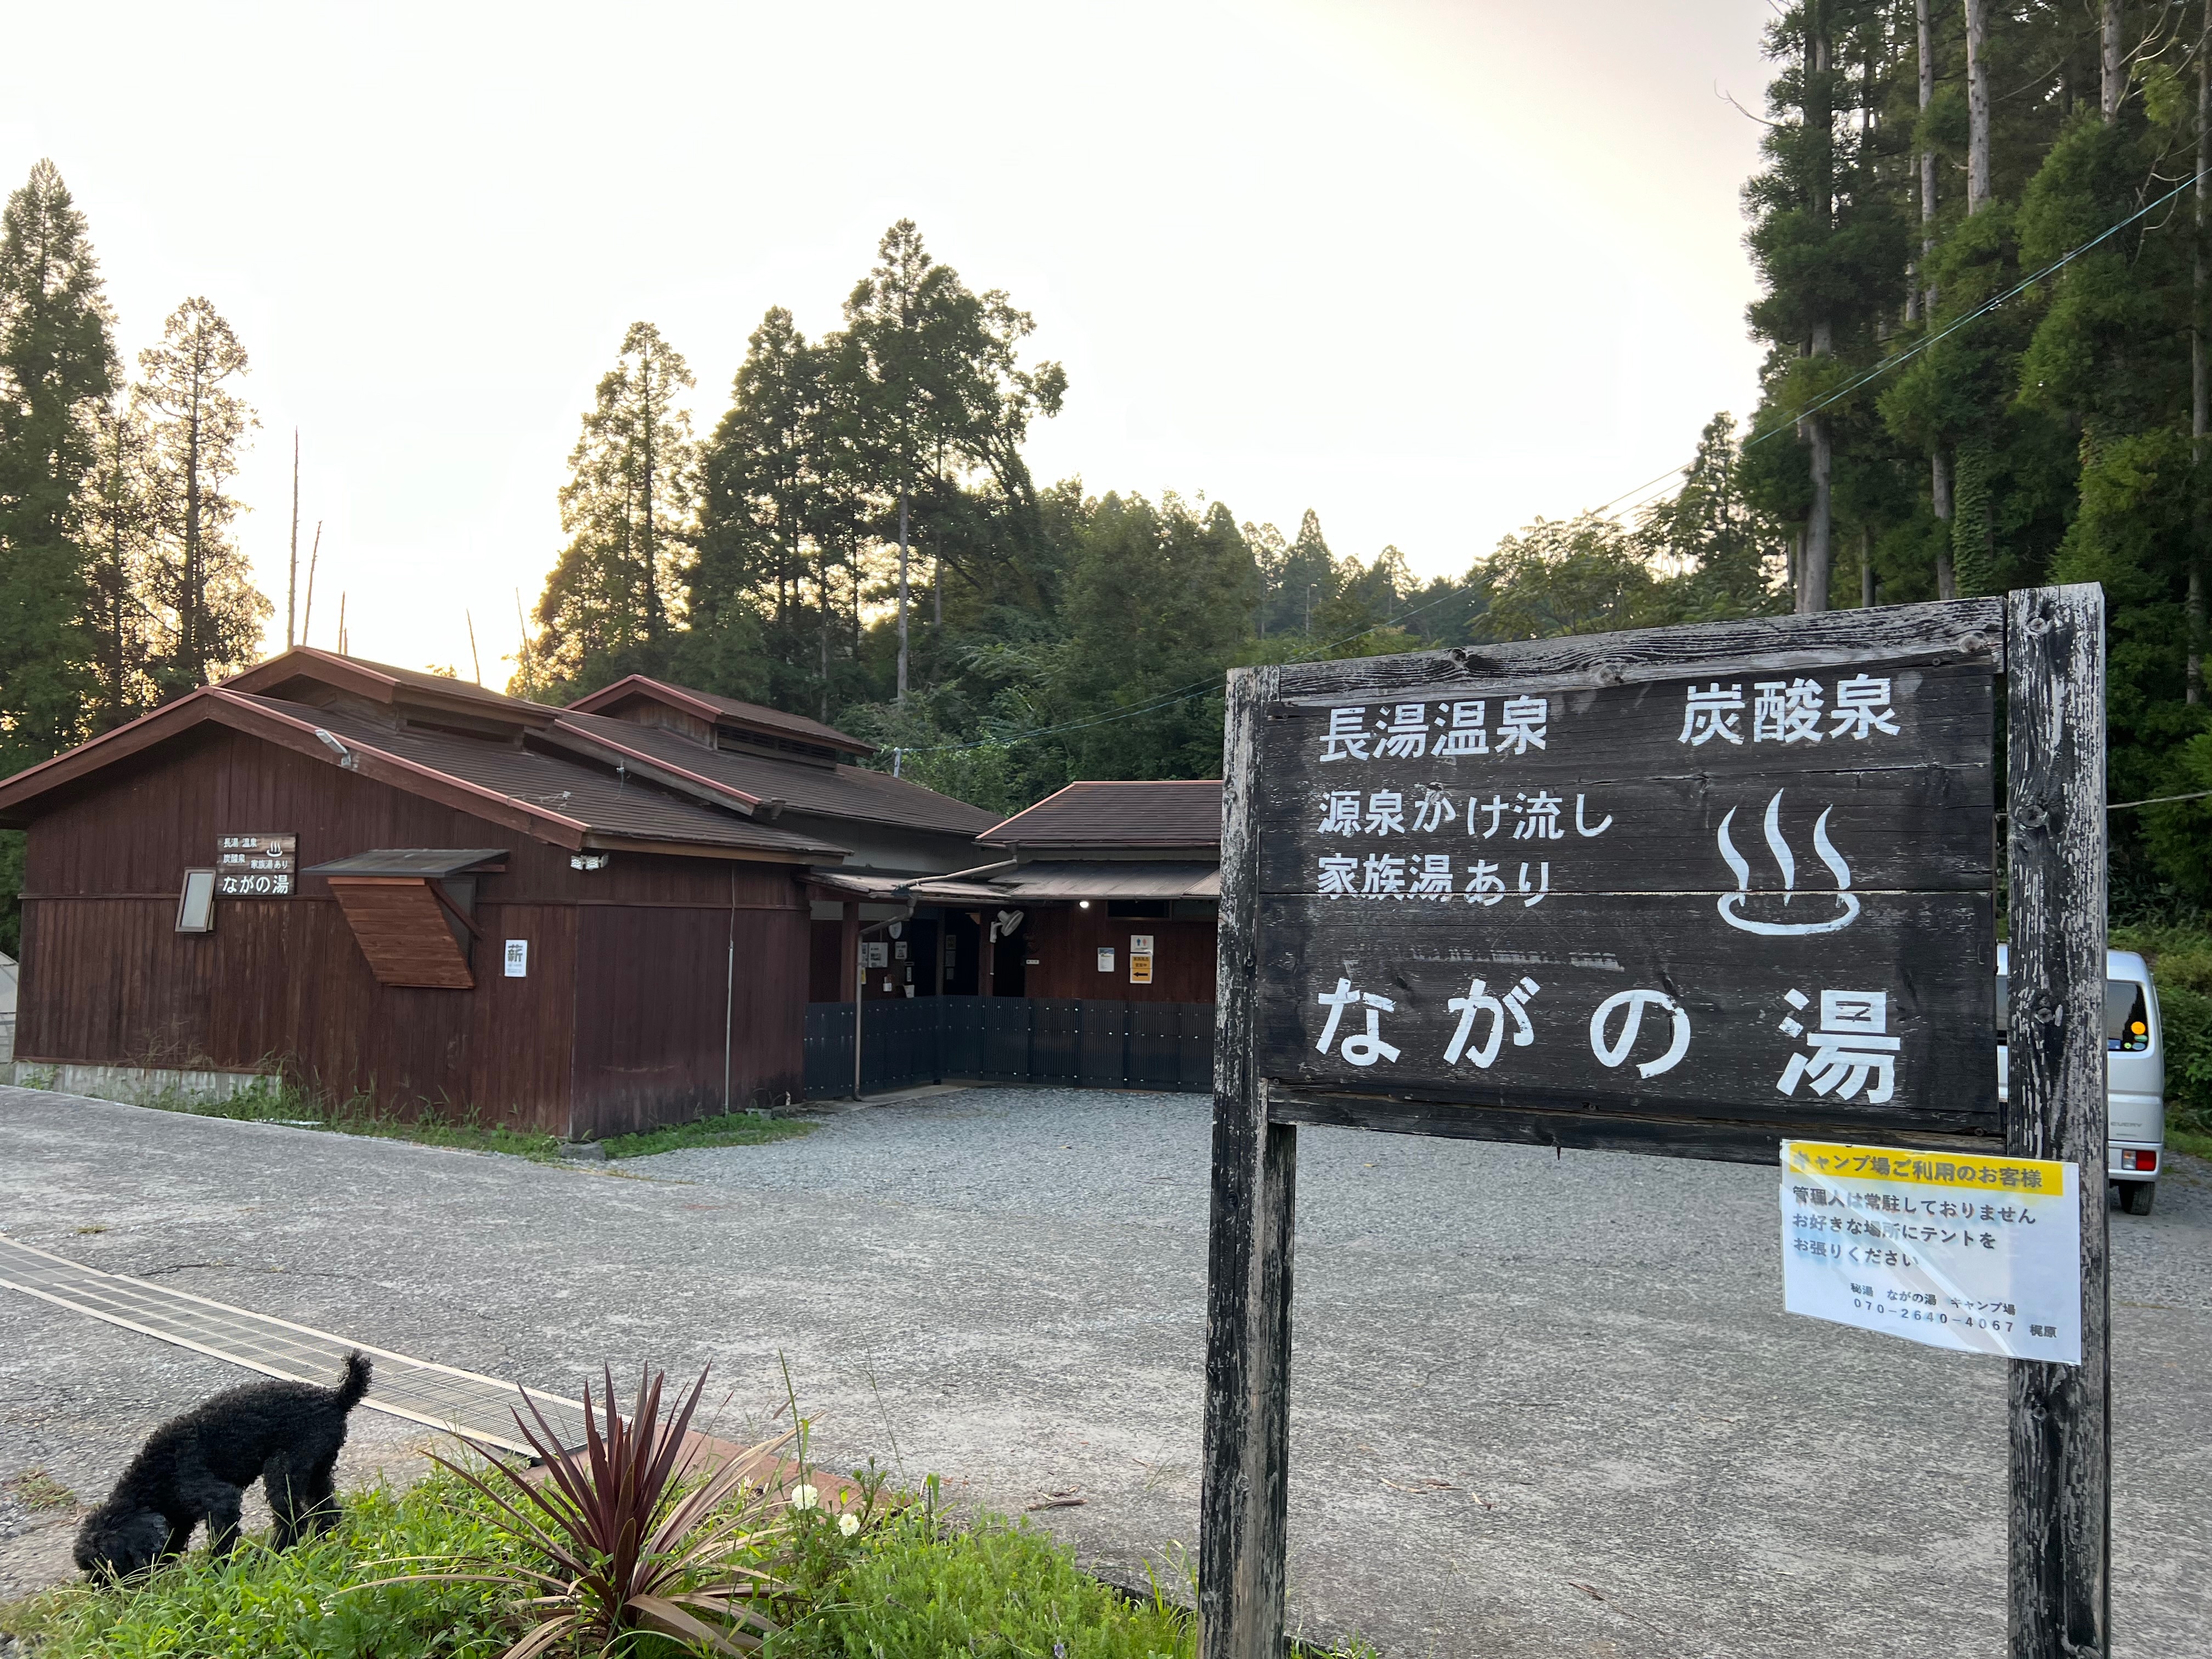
[1,1081,2206,1655]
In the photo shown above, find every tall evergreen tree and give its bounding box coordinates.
[534,322,696,698]
[135,296,263,695]
[1057,493,1256,778]
[0,159,117,769]
[82,400,162,729]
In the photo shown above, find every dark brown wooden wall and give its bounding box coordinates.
[570,900,809,1139]
[1022,907,1217,1001]
[16,726,809,1136]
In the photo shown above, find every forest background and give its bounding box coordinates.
[3,3,2211,1126]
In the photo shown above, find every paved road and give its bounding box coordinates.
[2,1083,2206,1655]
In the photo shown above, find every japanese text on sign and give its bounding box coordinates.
[1779,1139,2081,1363]
[215,832,297,897]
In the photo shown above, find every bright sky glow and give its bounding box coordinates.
[1,1,1777,684]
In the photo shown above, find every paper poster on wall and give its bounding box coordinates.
[504,940,528,978]
[1098,947,1116,972]
[1780,1139,2081,1363]
[864,941,889,968]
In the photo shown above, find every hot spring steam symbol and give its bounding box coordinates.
[1714,791,1860,936]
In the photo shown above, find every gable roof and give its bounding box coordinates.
[224,648,559,730]
[567,675,876,758]
[980,780,1223,850]
[0,686,847,862]
[548,709,1000,839]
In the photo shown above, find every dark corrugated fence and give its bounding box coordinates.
[803,996,1214,1099]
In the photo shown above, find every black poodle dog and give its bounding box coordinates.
[74,1351,372,1579]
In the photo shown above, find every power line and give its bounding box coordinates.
[895,166,2212,770]
[888,583,1473,759]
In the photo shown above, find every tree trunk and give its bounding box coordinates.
[819,549,833,722]
[1916,0,1937,317]
[1802,411,1834,612]
[2193,0,2209,703]
[287,428,298,649]
[641,355,661,645]
[896,487,910,706]
[1965,0,1991,213]
[1860,523,1876,608]
[1799,12,1834,617]
[2102,1,2126,126]
[184,384,202,686]
[1933,449,1958,600]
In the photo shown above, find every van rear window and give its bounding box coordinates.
[1993,975,2151,1051]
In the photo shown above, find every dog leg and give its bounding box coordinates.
[299,1455,342,1538]
[204,1487,245,1558]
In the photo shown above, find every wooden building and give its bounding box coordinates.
[910,780,1222,1001]
[0,651,996,1137]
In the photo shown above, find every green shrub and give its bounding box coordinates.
[792,1512,1190,1659]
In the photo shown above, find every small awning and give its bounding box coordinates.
[972,861,1219,902]
[305,848,507,878]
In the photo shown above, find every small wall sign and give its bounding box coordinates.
[1129,934,1155,985]
[216,832,298,896]
[504,940,528,978]
[1098,947,1116,972]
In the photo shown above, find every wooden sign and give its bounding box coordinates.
[1255,650,1996,1145]
[1199,593,2112,1659]
[215,832,298,897]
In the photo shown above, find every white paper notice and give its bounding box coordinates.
[503,940,528,978]
[1780,1139,2081,1364]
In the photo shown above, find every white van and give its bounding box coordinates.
[1995,945,2165,1215]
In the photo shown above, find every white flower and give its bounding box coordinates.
[837,1511,861,1537]
[787,1483,819,1512]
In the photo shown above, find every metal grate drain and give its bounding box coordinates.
[0,1235,589,1457]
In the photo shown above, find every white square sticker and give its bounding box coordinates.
[504,940,528,978]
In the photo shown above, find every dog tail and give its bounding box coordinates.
[335,1350,373,1410]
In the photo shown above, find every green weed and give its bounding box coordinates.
[133,1077,567,1163]
[602,1112,817,1160]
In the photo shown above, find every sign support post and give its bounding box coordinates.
[1199,663,1294,1659]
[2005,583,2110,1658]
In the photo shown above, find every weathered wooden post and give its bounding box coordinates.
[1200,663,1293,1659]
[2005,583,2110,1658]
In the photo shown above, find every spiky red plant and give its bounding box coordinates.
[375,1365,792,1658]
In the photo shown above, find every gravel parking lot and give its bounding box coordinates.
[2,1081,2207,1655]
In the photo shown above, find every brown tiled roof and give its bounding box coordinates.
[980,781,1223,849]
[550,710,1000,839]
[240,697,846,856]
[224,649,560,726]
[566,675,874,757]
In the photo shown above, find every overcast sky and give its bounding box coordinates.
[2,1,1779,684]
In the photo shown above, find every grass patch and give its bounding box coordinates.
[4,1469,77,1513]
[602,1111,817,1160]
[0,1462,1365,1659]
[131,1077,567,1163]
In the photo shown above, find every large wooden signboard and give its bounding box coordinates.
[1256,641,1997,1148]
[1199,592,2111,1659]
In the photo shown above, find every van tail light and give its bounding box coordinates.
[2120,1149,2158,1172]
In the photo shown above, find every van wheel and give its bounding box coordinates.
[2119,1181,2156,1216]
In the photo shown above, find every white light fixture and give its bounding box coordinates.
[1078,899,1091,909]
[569,853,609,871]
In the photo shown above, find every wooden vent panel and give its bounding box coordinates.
[327,877,473,990]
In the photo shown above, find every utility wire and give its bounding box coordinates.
[891,166,2212,769]
[888,582,1473,759]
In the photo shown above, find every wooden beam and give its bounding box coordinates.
[1275,595,2005,702]
[1267,1086,2007,1165]
[1199,664,1294,1659]
[2005,584,2110,1658]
